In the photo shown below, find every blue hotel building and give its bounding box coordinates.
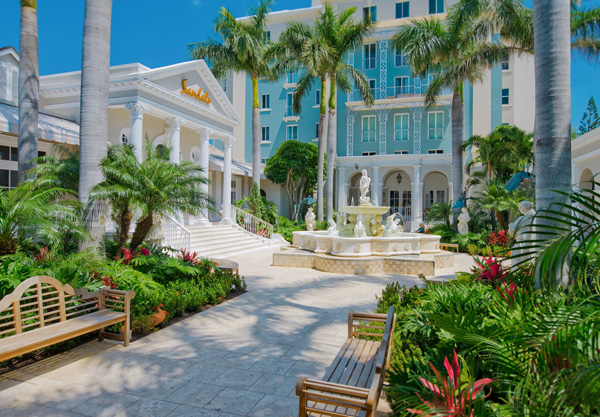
[228,0,535,230]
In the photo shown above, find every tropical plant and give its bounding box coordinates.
[17,0,39,182]
[31,145,80,194]
[90,142,213,253]
[189,0,274,188]
[571,1,600,61]
[471,255,507,285]
[270,19,331,222]
[475,181,517,231]
[264,140,320,219]
[78,0,113,251]
[394,2,526,220]
[425,201,453,227]
[234,183,278,225]
[578,95,600,135]
[0,180,85,256]
[316,4,376,220]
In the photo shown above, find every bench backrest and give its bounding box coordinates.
[0,276,103,338]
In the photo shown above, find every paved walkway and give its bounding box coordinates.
[0,249,474,417]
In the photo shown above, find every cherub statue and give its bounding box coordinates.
[509,201,536,259]
[354,214,367,238]
[305,207,316,231]
[457,207,471,235]
[359,169,371,206]
[327,218,337,236]
[383,216,398,237]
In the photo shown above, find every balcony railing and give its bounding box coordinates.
[231,204,274,239]
[347,84,453,103]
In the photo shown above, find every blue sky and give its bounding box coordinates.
[1,0,599,128]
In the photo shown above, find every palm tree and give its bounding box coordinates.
[78,0,113,251]
[90,142,213,253]
[570,2,600,61]
[318,4,375,220]
[394,3,528,222]
[533,0,572,213]
[17,0,39,182]
[189,0,273,189]
[272,21,331,221]
[0,180,85,256]
[476,180,515,231]
[31,145,80,194]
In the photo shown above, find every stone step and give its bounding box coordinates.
[189,231,250,243]
[191,241,266,258]
[190,237,261,252]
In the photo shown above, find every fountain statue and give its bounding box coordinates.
[359,169,371,206]
[327,218,337,236]
[354,214,367,237]
[457,207,471,235]
[509,200,536,259]
[383,216,398,237]
[305,207,316,231]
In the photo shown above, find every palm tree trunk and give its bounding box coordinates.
[533,0,571,289]
[116,205,132,257]
[451,88,464,226]
[17,0,39,183]
[78,0,112,251]
[533,0,572,211]
[129,214,153,252]
[251,76,261,189]
[326,75,337,221]
[317,76,327,222]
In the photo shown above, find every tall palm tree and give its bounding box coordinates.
[17,0,39,182]
[318,4,375,220]
[394,3,528,221]
[189,0,273,189]
[78,0,113,251]
[271,21,331,221]
[533,0,572,213]
[570,1,600,61]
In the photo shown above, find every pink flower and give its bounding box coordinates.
[140,248,150,256]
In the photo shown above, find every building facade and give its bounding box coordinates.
[230,0,536,229]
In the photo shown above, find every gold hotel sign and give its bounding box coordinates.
[181,79,211,104]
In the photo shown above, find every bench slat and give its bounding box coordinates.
[327,339,367,385]
[0,310,127,362]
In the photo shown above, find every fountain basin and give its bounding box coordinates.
[292,231,441,257]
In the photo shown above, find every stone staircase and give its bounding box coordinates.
[185,223,274,258]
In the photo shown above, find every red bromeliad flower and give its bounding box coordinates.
[487,230,511,247]
[408,351,495,417]
[140,247,150,256]
[120,247,137,265]
[472,256,506,285]
[497,282,519,304]
[177,249,202,265]
[35,246,52,263]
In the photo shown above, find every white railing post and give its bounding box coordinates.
[162,214,191,251]
[230,204,274,239]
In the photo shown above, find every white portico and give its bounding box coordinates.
[336,154,453,231]
[38,60,246,226]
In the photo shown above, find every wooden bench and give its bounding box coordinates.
[440,243,459,253]
[0,276,135,362]
[209,258,240,276]
[296,307,396,417]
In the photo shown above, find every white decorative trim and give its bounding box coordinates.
[167,116,185,130]
[190,145,201,163]
[125,102,148,118]
[117,127,131,145]
[224,136,235,149]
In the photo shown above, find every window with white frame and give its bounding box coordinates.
[363,6,377,22]
[395,49,408,67]
[502,88,510,105]
[394,113,409,141]
[429,0,444,14]
[428,149,443,154]
[261,126,270,142]
[428,111,444,140]
[396,1,410,18]
[264,31,271,43]
[362,115,376,142]
[394,150,409,155]
[394,76,409,96]
[368,79,377,98]
[286,125,298,140]
[315,123,320,139]
[363,43,376,70]
[261,158,269,164]
[286,92,295,117]
[361,151,376,156]
[315,89,321,106]
[287,70,298,84]
[501,54,509,70]
[261,94,270,109]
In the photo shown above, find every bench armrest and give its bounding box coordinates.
[100,287,136,315]
[296,377,370,416]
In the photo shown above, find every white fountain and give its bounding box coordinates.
[292,170,441,257]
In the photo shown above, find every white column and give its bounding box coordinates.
[196,128,212,227]
[221,136,235,224]
[412,165,422,231]
[372,166,381,206]
[167,117,185,164]
[126,102,148,162]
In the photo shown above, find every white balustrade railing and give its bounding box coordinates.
[162,214,191,251]
[230,204,274,240]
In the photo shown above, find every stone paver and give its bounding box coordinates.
[0,249,474,416]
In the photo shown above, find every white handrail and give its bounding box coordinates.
[162,214,191,251]
[230,204,274,239]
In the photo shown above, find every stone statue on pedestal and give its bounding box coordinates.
[305,207,316,231]
[509,200,536,259]
[457,207,471,235]
[327,218,338,236]
[354,214,367,238]
[359,170,371,206]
